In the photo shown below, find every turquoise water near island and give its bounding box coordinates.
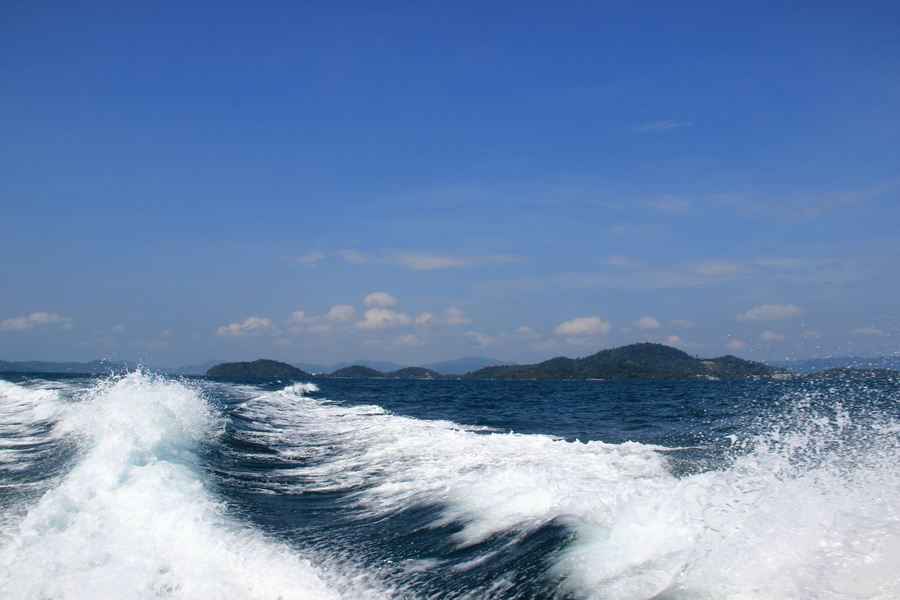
[1,372,899,599]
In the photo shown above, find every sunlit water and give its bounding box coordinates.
[1,372,898,599]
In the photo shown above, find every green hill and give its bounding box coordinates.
[207,359,312,377]
[462,343,786,380]
[327,365,385,378]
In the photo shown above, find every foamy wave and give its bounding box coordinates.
[0,380,67,469]
[0,373,343,600]
[235,382,900,599]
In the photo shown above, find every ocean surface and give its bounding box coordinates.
[1,372,898,599]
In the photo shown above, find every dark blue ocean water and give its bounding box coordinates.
[1,373,899,599]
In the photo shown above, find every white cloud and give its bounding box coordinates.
[650,194,692,214]
[734,304,806,322]
[285,311,308,334]
[440,307,472,325]
[340,249,371,265]
[692,261,752,277]
[402,307,472,327]
[112,324,127,333]
[388,251,475,270]
[632,316,661,330]
[394,334,424,347]
[355,308,413,330]
[663,335,706,350]
[286,305,357,333]
[324,305,356,323]
[0,312,74,332]
[467,332,495,347]
[513,326,541,340]
[725,339,747,350]
[0,317,30,331]
[759,331,786,341]
[285,310,307,325]
[554,316,612,336]
[294,251,325,267]
[216,317,280,337]
[631,120,693,133]
[803,330,821,337]
[341,249,529,270]
[364,292,398,307]
[392,250,529,270]
[853,327,887,336]
[670,319,698,329]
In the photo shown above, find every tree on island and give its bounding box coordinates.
[207,359,312,377]
[325,365,385,378]
[462,343,789,380]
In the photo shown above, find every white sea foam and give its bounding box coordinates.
[6,376,897,599]
[0,373,343,600]
[238,383,900,600]
[0,380,67,468]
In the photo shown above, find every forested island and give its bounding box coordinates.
[205,344,818,380]
[206,359,312,377]
[5,345,895,380]
[457,343,789,380]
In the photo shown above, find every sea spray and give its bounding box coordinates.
[0,372,343,600]
[3,375,899,599]
[558,383,900,599]
[228,380,900,599]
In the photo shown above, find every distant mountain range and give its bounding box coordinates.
[202,344,791,380]
[3,352,897,378]
[293,357,515,375]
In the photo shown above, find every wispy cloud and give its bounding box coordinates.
[632,316,661,330]
[631,120,693,133]
[555,316,612,336]
[0,312,74,332]
[663,335,706,350]
[340,249,530,270]
[216,317,280,337]
[292,251,325,267]
[733,304,805,322]
[670,319,698,329]
[649,194,692,214]
[355,308,414,330]
[789,179,900,219]
[852,327,887,336]
[285,305,357,333]
[759,331,786,341]
[439,307,472,325]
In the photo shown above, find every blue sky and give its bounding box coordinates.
[2,0,899,367]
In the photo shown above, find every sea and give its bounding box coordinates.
[1,371,898,599]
